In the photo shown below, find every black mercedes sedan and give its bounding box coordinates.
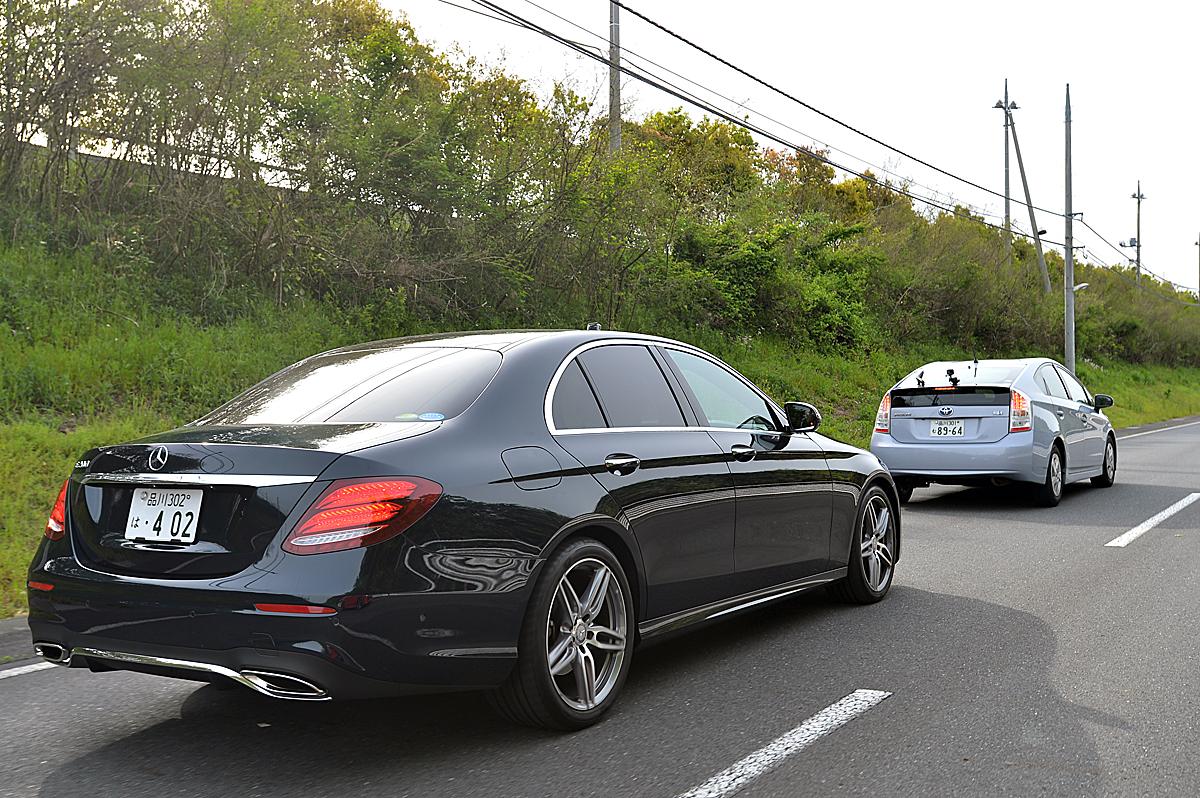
[28,330,900,729]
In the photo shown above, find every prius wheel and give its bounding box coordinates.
[829,486,896,604]
[489,539,632,730]
[1035,445,1064,507]
[1092,436,1116,488]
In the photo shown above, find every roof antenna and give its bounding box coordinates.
[972,354,979,377]
[585,322,602,331]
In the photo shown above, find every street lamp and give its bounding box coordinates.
[1073,283,1089,292]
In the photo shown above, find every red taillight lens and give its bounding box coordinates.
[253,603,336,615]
[1010,388,1032,432]
[282,477,442,555]
[874,393,891,434]
[45,479,69,541]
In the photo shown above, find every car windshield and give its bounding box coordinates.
[896,363,1025,389]
[195,347,501,425]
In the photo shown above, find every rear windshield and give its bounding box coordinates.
[892,387,1011,407]
[196,348,501,425]
[896,364,1024,390]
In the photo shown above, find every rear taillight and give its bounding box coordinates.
[45,479,68,541]
[282,477,442,555]
[874,393,891,433]
[1010,388,1032,432]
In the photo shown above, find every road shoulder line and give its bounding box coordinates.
[675,688,891,798]
[1105,493,1200,548]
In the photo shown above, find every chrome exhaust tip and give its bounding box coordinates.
[239,670,328,700]
[33,642,70,664]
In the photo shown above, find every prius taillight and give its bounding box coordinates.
[45,479,69,541]
[1010,389,1033,432]
[282,478,442,555]
[874,393,892,434]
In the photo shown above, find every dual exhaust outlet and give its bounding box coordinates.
[33,642,328,701]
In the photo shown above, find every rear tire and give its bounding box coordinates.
[1091,436,1116,488]
[828,485,896,605]
[489,538,633,731]
[1035,445,1064,507]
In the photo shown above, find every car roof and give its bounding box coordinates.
[318,329,704,357]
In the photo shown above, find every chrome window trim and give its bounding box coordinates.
[544,338,788,436]
[80,473,318,488]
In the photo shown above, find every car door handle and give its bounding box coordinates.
[603,454,640,476]
[730,444,757,462]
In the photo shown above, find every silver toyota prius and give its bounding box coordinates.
[870,358,1116,506]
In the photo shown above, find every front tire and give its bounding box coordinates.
[1091,436,1116,488]
[828,486,896,604]
[1035,445,1065,507]
[489,538,633,731]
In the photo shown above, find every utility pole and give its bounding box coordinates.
[1132,181,1145,282]
[1194,236,1199,297]
[1064,85,1076,372]
[608,1,621,153]
[1006,107,1052,294]
[993,81,1015,263]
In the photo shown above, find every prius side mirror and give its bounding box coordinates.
[784,401,822,433]
[1094,393,1114,410]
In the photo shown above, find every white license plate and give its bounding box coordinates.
[929,419,965,438]
[124,488,203,544]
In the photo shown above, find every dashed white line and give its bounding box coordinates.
[1105,493,1200,548]
[0,661,57,681]
[1118,419,1200,440]
[675,689,891,798]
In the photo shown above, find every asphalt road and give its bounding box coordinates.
[4,417,1200,797]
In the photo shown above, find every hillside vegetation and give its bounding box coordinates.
[2,0,1200,615]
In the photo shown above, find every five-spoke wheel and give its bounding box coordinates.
[490,538,633,730]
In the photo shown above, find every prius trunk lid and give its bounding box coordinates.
[888,386,1012,444]
[67,422,436,578]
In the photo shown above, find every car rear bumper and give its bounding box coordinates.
[26,558,529,699]
[870,431,1041,483]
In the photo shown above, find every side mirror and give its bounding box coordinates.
[1094,394,1114,410]
[784,401,822,433]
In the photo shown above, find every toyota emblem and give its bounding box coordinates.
[148,446,169,471]
[938,406,954,417]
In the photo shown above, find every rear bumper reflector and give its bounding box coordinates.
[253,603,336,616]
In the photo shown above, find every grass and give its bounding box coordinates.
[3,241,1200,617]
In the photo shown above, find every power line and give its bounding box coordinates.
[609,0,1066,220]
[464,0,1058,247]
[504,0,1000,222]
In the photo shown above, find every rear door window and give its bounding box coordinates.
[552,360,607,430]
[576,345,686,428]
[1037,366,1070,400]
[1056,367,1092,404]
[664,349,779,431]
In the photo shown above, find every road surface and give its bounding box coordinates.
[4,418,1200,797]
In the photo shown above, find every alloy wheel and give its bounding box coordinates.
[1105,442,1116,479]
[545,558,628,711]
[860,495,895,593]
[1051,450,1063,497]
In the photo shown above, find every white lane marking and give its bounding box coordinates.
[1105,493,1200,548]
[676,689,891,798]
[0,661,57,681]
[1118,419,1200,440]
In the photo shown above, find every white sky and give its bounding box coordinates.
[391,0,1200,292]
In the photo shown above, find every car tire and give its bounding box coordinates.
[1035,445,1064,507]
[1091,436,1116,488]
[489,538,633,731]
[828,485,896,605]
